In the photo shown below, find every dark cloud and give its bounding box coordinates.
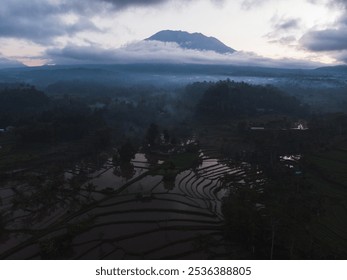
[301,28,347,51]
[0,0,100,44]
[336,51,347,63]
[1,0,189,44]
[46,44,120,64]
[300,0,347,54]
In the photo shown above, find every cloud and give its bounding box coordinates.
[268,36,297,45]
[241,0,268,10]
[0,0,227,45]
[300,0,347,60]
[102,0,225,8]
[300,28,347,51]
[0,0,187,44]
[274,18,301,30]
[101,0,171,8]
[334,50,347,63]
[307,0,347,8]
[46,40,324,69]
[0,0,101,44]
[265,17,301,46]
[328,0,347,8]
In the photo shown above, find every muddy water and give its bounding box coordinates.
[0,152,254,259]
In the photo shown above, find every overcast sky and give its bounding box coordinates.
[1,0,346,68]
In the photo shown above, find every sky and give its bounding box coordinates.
[1,0,347,68]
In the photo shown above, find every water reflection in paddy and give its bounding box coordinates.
[0,151,261,259]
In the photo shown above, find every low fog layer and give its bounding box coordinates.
[46,40,323,69]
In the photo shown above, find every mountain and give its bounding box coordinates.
[145,30,236,54]
[0,57,25,69]
[314,65,347,75]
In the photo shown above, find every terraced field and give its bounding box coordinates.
[0,151,263,259]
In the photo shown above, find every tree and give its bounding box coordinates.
[163,129,170,143]
[145,123,159,146]
[118,140,136,163]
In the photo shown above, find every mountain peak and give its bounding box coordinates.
[145,30,236,54]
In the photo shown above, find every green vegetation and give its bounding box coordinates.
[0,85,49,116]
[196,80,308,120]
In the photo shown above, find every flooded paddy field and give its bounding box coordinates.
[0,150,265,259]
